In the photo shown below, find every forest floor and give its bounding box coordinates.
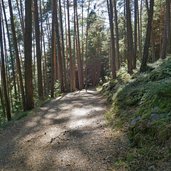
[0,89,128,171]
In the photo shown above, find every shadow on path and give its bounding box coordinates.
[0,89,128,171]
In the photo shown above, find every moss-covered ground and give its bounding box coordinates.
[101,57,171,170]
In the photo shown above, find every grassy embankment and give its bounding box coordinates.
[102,57,171,170]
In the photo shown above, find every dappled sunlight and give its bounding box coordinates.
[0,90,126,171]
[58,103,73,110]
[40,106,49,111]
[71,107,104,117]
[68,118,90,129]
[57,148,89,164]
[44,113,58,119]
[67,106,105,129]
[25,120,38,128]
[44,127,63,140]
[40,118,53,125]
[48,108,57,113]
[71,108,92,117]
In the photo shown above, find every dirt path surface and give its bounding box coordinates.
[0,90,127,171]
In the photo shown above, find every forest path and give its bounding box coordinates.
[0,89,127,171]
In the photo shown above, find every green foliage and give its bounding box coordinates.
[14,111,30,121]
[54,80,62,97]
[0,109,6,126]
[102,57,171,170]
[86,12,109,77]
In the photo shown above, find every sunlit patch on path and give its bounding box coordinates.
[0,89,127,171]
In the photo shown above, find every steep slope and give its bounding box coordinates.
[102,57,171,170]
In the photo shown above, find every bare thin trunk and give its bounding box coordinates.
[67,0,75,91]
[113,0,120,70]
[34,0,43,98]
[7,0,25,110]
[24,0,34,110]
[133,0,138,69]
[59,0,67,91]
[107,0,116,78]
[55,0,64,92]
[0,6,11,121]
[140,0,154,72]
[126,0,134,74]
[2,0,17,100]
[74,0,84,90]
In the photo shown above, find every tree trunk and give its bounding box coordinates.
[133,0,138,69]
[16,0,24,35]
[140,0,154,72]
[24,0,34,110]
[85,0,91,86]
[113,0,120,70]
[2,16,12,111]
[0,87,6,118]
[55,0,64,92]
[2,0,17,101]
[59,0,67,91]
[67,0,75,91]
[160,1,168,59]
[0,7,11,121]
[81,0,84,71]
[51,0,57,97]
[107,0,116,79]
[126,0,134,74]
[19,0,24,30]
[138,0,143,60]
[7,0,25,110]
[34,0,43,99]
[74,0,84,90]
[167,0,171,53]
[151,31,156,62]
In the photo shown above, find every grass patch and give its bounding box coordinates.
[102,57,171,170]
[0,96,53,129]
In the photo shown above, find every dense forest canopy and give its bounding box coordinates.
[0,0,170,123]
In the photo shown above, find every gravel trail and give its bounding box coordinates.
[0,89,127,171]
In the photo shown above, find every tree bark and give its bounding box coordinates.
[107,0,116,79]
[126,0,134,74]
[67,0,75,91]
[7,0,25,110]
[85,0,91,86]
[0,87,6,118]
[34,0,43,99]
[138,0,143,60]
[55,0,64,92]
[160,1,168,59]
[2,0,17,101]
[140,0,154,72]
[24,0,34,110]
[59,0,67,91]
[133,0,138,69]
[113,0,120,70]
[51,0,57,97]
[16,0,24,35]
[167,0,171,53]
[0,6,11,121]
[74,0,84,90]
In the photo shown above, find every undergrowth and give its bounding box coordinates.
[0,97,52,129]
[102,57,171,170]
